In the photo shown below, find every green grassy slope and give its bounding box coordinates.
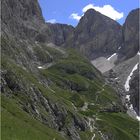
[41,49,122,109]
[1,96,65,140]
[1,39,139,140]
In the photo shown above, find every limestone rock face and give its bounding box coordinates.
[1,0,48,40]
[1,0,44,23]
[120,9,140,59]
[68,9,123,59]
[45,23,74,45]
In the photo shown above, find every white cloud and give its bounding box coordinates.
[82,4,124,20]
[47,19,56,24]
[69,13,81,21]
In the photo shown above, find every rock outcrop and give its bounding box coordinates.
[1,0,47,39]
[130,68,139,116]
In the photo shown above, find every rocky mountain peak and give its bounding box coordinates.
[124,8,139,26]
[71,8,123,59]
[119,8,140,60]
[80,8,121,26]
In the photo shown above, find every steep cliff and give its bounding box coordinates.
[1,0,47,39]
[67,9,122,59]
[47,23,74,46]
[119,8,139,60]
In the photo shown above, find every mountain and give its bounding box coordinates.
[1,0,74,45]
[1,0,139,140]
[66,9,122,59]
[1,0,45,39]
[119,8,139,60]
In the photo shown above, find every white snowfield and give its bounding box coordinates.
[124,63,139,91]
[124,62,140,121]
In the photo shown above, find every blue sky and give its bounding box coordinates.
[38,0,139,26]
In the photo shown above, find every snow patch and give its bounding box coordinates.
[126,95,130,101]
[115,77,119,80]
[137,51,140,55]
[124,63,139,91]
[38,66,43,69]
[125,93,140,121]
[125,83,140,121]
[127,103,140,121]
[136,116,140,121]
[118,46,121,50]
[107,53,117,60]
